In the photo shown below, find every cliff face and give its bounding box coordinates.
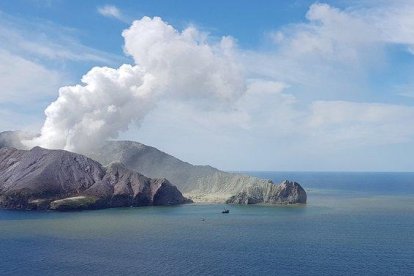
[226,180,307,204]
[0,147,190,210]
[85,162,190,207]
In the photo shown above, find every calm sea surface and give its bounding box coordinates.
[1,172,413,275]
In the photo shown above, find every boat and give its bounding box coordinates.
[222,208,230,214]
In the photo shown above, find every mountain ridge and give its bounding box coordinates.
[0,131,307,205]
[0,146,190,210]
[86,140,307,204]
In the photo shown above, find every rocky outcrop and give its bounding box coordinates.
[0,147,191,210]
[226,180,307,204]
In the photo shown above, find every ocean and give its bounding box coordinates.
[1,172,413,275]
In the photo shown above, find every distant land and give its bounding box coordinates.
[0,131,306,211]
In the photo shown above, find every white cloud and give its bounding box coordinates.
[306,101,414,147]
[273,3,378,64]
[124,93,414,170]
[97,5,128,22]
[0,9,124,132]
[0,49,63,103]
[0,108,43,134]
[271,2,414,62]
[249,2,414,94]
[0,10,123,64]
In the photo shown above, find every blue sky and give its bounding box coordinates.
[1,0,414,171]
[0,1,316,49]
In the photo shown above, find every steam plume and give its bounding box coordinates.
[25,17,245,152]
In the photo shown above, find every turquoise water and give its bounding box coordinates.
[1,172,413,275]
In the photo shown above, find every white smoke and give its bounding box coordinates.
[25,16,245,152]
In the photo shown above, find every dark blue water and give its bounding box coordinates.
[1,172,413,275]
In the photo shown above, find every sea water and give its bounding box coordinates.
[0,172,413,275]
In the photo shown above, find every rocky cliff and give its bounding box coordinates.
[0,146,190,210]
[226,180,307,204]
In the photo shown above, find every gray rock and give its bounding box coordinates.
[0,146,190,210]
[226,180,307,204]
[0,147,105,198]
